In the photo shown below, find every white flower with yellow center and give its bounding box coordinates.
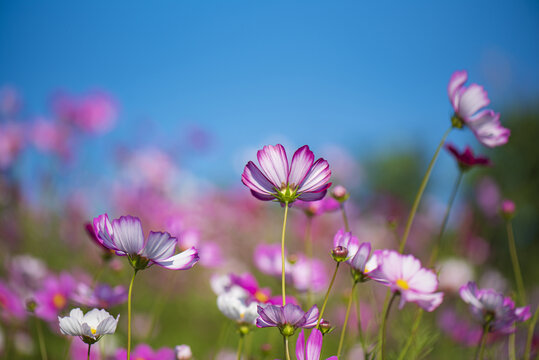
[58,308,119,344]
[217,294,259,325]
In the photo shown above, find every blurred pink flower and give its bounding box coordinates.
[116,344,174,360]
[30,118,71,159]
[294,198,340,217]
[290,255,328,293]
[0,280,26,321]
[444,143,490,171]
[254,243,291,278]
[475,177,501,218]
[448,70,509,147]
[369,250,443,311]
[71,282,128,308]
[0,123,24,169]
[34,272,76,321]
[242,144,331,204]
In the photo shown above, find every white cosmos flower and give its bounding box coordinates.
[217,294,259,325]
[58,308,119,344]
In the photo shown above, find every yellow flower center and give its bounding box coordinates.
[254,290,269,303]
[52,293,66,309]
[91,328,97,335]
[396,279,409,291]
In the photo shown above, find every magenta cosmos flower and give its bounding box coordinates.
[445,143,490,171]
[459,281,530,333]
[370,250,443,311]
[93,214,199,271]
[115,344,174,360]
[295,328,338,360]
[256,303,319,336]
[448,70,510,147]
[242,144,331,204]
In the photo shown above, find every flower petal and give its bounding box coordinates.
[155,247,199,270]
[141,231,177,262]
[96,314,119,335]
[296,328,306,360]
[306,328,323,360]
[242,161,277,196]
[59,315,82,336]
[93,213,116,251]
[288,145,314,189]
[111,216,145,255]
[448,70,468,110]
[301,305,320,328]
[458,84,490,119]
[467,110,509,148]
[257,144,289,189]
[298,158,331,193]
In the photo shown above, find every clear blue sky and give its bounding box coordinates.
[1,0,538,193]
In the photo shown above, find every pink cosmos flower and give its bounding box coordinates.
[369,250,444,311]
[294,198,340,217]
[290,255,328,293]
[115,344,174,360]
[444,143,491,171]
[0,280,26,321]
[34,272,76,321]
[229,273,292,305]
[254,243,292,278]
[241,144,331,204]
[448,70,510,147]
[459,281,530,333]
[256,303,319,336]
[295,328,338,360]
[93,214,199,271]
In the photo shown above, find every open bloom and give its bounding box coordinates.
[448,70,510,147]
[369,250,443,311]
[459,281,530,333]
[445,143,491,171]
[34,272,76,321]
[217,293,259,325]
[58,308,119,344]
[242,144,331,204]
[296,328,338,360]
[256,303,319,336]
[93,214,199,271]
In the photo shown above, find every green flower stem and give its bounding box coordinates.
[236,334,244,360]
[36,317,48,360]
[337,281,358,357]
[429,169,463,266]
[316,262,341,328]
[304,216,314,306]
[509,332,516,360]
[399,126,452,253]
[281,202,290,306]
[127,269,138,360]
[525,305,539,360]
[87,344,91,360]
[380,292,398,360]
[340,203,350,232]
[396,309,424,360]
[475,323,490,360]
[506,220,527,305]
[284,335,291,360]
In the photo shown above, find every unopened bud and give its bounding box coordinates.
[331,185,350,202]
[331,246,349,262]
[288,254,298,264]
[238,324,250,336]
[500,199,516,220]
[318,320,334,335]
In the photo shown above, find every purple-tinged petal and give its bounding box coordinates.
[467,110,509,148]
[155,247,199,270]
[459,282,483,310]
[301,305,320,328]
[403,291,444,312]
[448,70,468,110]
[256,304,284,327]
[515,306,531,322]
[250,190,275,201]
[111,216,145,255]
[349,242,372,272]
[242,161,277,196]
[297,188,329,202]
[458,84,490,119]
[93,213,116,251]
[141,231,177,262]
[298,158,331,193]
[257,144,289,189]
[296,329,306,360]
[306,328,323,360]
[283,303,306,326]
[288,145,315,189]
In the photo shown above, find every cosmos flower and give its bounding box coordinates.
[217,293,259,325]
[92,214,199,271]
[294,198,340,217]
[444,143,491,171]
[296,328,338,360]
[290,255,328,293]
[72,283,128,309]
[34,272,76,321]
[459,281,530,333]
[115,344,175,360]
[58,308,119,344]
[448,70,510,147]
[369,250,444,311]
[242,144,331,204]
[254,244,292,278]
[256,303,319,336]
[0,280,26,320]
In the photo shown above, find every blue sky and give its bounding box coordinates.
[1,0,538,195]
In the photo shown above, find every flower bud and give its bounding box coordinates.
[26,299,37,313]
[318,320,334,335]
[331,185,350,202]
[500,199,516,220]
[331,246,349,262]
[288,254,298,265]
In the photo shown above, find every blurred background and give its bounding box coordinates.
[1,1,538,359]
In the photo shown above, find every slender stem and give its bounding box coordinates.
[338,281,358,357]
[316,262,341,327]
[506,220,527,305]
[525,305,539,360]
[509,332,516,360]
[36,317,48,360]
[236,335,244,360]
[397,309,424,360]
[87,344,91,360]
[381,293,398,360]
[399,126,452,253]
[429,170,463,266]
[475,323,490,360]
[355,286,367,355]
[340,203,350,232]
[127,269,138,360]
[284,336,291,360]
[305,216,314,306]
[281,202,289,306]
